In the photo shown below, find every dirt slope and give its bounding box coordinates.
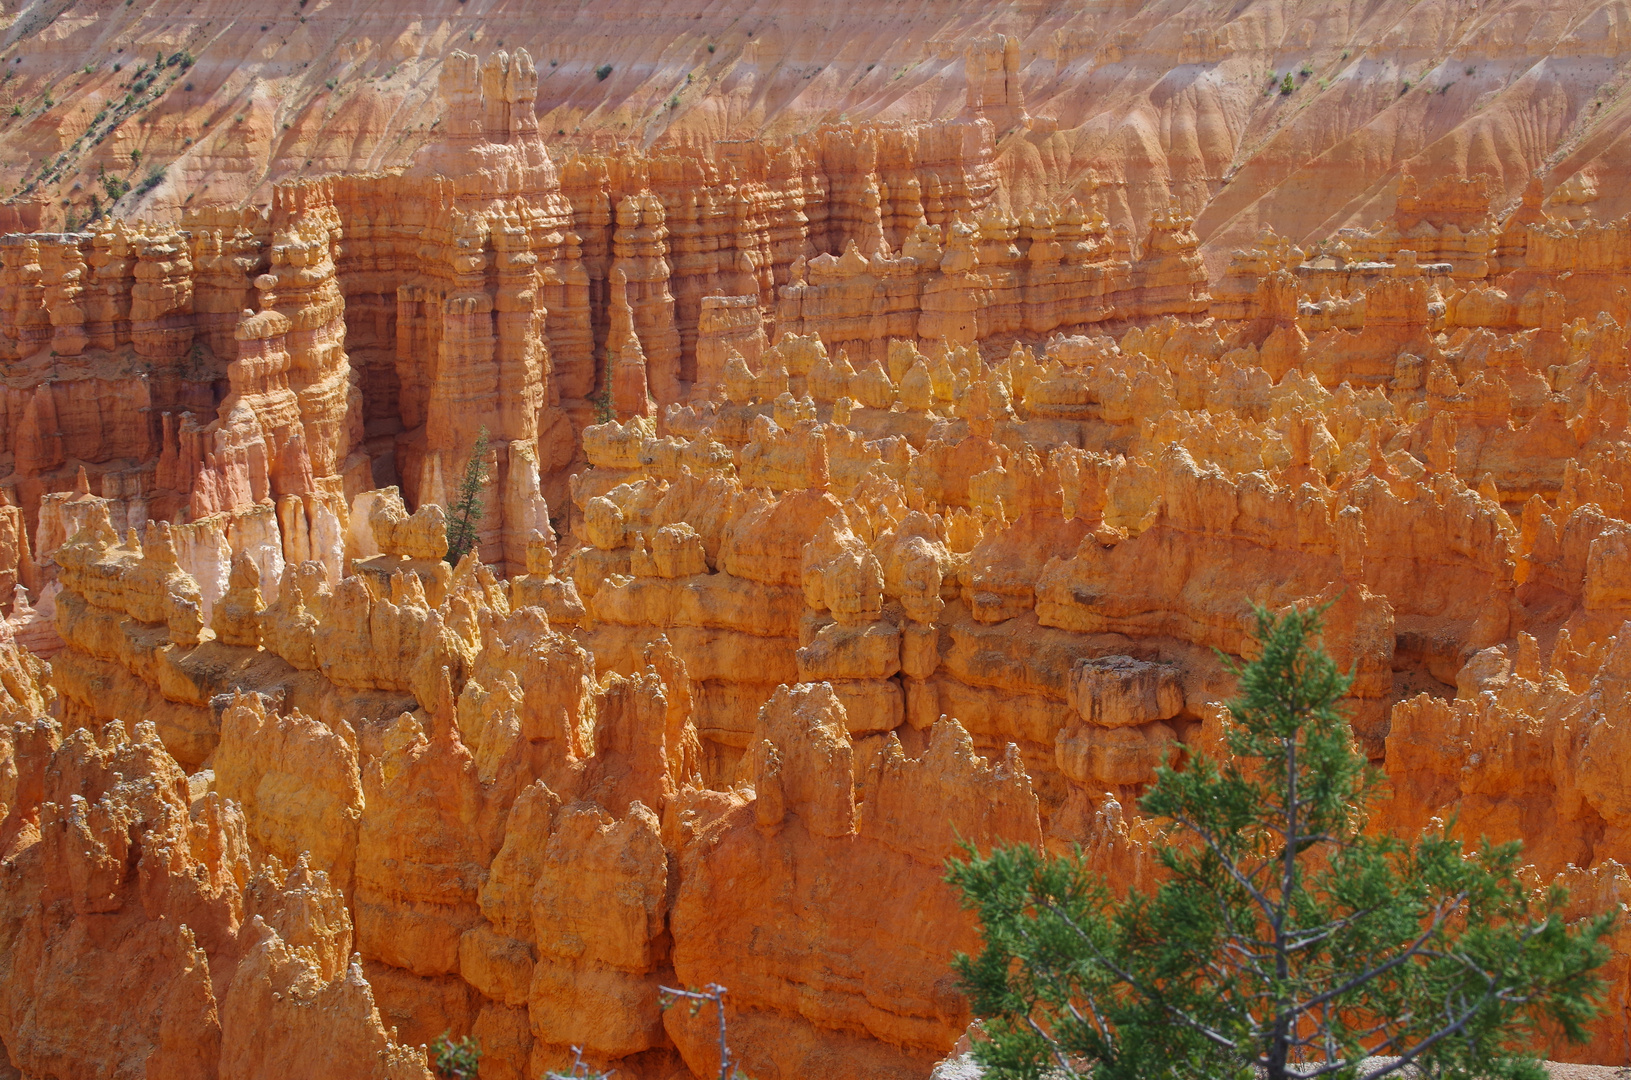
[3,0,1631,269]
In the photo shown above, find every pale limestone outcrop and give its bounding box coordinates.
[455,605,598,780]
[509,530,586,628]
[50,508,223,768]
[213,551,267,648]
[364,486,449,562]
[214,693,363,892]
[55,510,205,646]
[476,780,560,947]
[0,622,53,736]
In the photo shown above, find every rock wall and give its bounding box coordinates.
[17,168,1631,1069]
[9,18,1631,1080]
[0,49,1210,600]
[6,479,1048,1079]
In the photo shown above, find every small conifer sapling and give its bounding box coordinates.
[444,426,489,566]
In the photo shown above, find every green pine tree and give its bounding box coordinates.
[948,603,1613,1080]
[444,427,489,566]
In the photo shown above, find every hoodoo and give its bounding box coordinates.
[5,2,1631,1077]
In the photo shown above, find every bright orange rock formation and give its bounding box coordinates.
[7,5,1631,1078]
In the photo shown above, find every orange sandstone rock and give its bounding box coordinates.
[13,15,1631,1077]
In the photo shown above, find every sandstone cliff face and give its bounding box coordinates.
[7,12,1631,1080]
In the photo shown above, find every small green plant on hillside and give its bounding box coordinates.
[443,426,490,566]
[949,603,1613,1080]
[1279,72,1294,95]
[1299,62,1313,76]
[429,1032,480,1080]
[596,63,613,80]
[134,165,164,195]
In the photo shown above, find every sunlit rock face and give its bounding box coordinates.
[10,4,1631,1075]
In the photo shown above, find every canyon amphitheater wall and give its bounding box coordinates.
[7,1,1631,1077]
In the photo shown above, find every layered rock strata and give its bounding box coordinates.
[8,30,1631,1080]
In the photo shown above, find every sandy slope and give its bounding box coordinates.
[3,0,1631,274]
